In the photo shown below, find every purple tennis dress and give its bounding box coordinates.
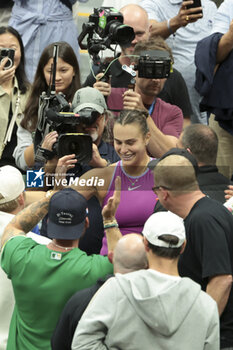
[101,160,157,255]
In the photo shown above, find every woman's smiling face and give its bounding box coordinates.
[113,122,149,166]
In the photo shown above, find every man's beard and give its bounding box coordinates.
[89,130,98,142]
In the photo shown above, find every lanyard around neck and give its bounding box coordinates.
[4,89,20,145]
[148,98,156,115]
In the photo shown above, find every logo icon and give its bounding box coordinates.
[128,185,142,191]
[26,168,45,188]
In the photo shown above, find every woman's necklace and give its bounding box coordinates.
[127,176,139,189]
[124,163,148,191]
[51,241,76,251]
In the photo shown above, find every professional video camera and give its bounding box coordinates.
[136,50,172,79]
[122,50,172,81]
[34,44,94,164]
[78,7,135,64]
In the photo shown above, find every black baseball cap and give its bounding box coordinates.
[47,188,88,240]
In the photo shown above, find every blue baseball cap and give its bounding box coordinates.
[47,188,88,240]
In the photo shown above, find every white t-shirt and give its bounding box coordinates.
[102,0,140,10]
[211,0,233,34]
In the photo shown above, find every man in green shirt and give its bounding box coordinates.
[0,186,121,350]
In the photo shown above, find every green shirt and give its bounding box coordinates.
[1,236,113,350]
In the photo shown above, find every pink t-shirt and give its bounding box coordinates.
[107,88,183,138]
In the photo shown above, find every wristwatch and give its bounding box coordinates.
[35,146,55,163]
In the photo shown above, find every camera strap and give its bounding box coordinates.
[3,89,20,147]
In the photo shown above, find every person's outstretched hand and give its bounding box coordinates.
[53,154,77,190]
[102,176,121,221]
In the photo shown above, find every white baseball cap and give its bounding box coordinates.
[142,211,186,248]
[0,166,25,204]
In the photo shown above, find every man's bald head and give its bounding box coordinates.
[153,155,199,194]
[119,4,150,55]
[120,4,149,25]
[113,234,148,274]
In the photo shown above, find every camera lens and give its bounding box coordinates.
[0,48,15,70]
[57,134,93,164]
[109,23,135,46]
[2,58,13,69]
[69,141,80,153]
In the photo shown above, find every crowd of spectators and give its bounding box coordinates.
[0,1,233,349]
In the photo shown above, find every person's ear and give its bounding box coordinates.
[108,250,114,264]
[160,187,169,201]
[148,24,153,34]
[85,217,89,229]
[17,193,25,208]
[180,240,186,255]
[143,237,150,252]
[145,131,151,146]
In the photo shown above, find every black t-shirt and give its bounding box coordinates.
[197,165,231,203]
[83,60,192,118]
[83,57,128,88]
[51,276,111,350]
[0,103,22,171]
[159,68,192,118]
[179,196,233,348]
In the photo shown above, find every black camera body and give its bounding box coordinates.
[35,104,98,164]
[90,7,133,46]
[78,7,135,63]
[34,43,96,165]
[46,109,99,163]
[0,48,15,69]
[136,50,172,79]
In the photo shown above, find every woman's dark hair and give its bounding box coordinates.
[115,109,149,136]
[21,41,81,132]
[0,26,29,94]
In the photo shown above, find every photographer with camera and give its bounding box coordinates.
[38,87,119,255]
[13,41,81,171]
[83,4,192,124]
[0,26,30,170]
[42,86,119,175]
[107,38,183,158]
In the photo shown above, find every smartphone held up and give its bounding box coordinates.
[0,48,15,70]
[185,0,203,15]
